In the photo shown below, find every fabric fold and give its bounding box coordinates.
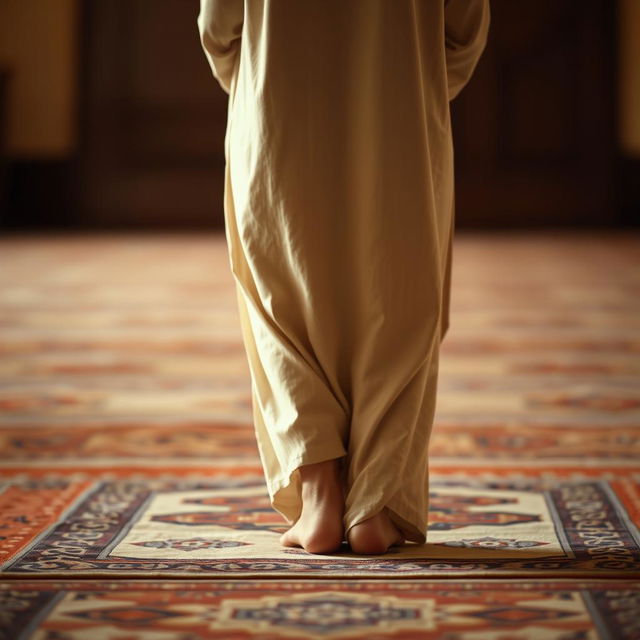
[199,0,490,546]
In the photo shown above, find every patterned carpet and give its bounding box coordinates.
[1,231,639,637]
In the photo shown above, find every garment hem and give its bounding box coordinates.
[269,444,348,525]
[344,501,427,545]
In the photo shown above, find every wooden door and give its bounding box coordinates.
[450,0,616,227]
[79,0,228,227]
[78,0,617,229]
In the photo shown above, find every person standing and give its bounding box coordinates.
[198,0,490,555]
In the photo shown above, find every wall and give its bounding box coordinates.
[0,0,79,158]
[618,0,640,156]
[1,0,637,227]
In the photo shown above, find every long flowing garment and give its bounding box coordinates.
[199,0,489,544]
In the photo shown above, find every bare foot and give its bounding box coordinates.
[279,457,345,554]
[347,508,406,555]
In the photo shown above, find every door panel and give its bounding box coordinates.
[79,0,616,228]
[450,0,616,227]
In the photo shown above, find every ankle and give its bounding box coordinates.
[300,478,344,503]
[298,458,342,485]
[298,459,344,502]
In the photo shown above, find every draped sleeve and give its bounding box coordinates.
[445,0,490,101]
[198,0,244,94]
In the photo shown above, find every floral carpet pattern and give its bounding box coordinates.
[0,231,638,638]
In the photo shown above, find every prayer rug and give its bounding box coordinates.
[0,469,639,579]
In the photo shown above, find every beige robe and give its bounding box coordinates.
[198,0,489,544]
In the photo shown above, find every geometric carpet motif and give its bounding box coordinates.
[1,232,639,636]
[1,579,639,639]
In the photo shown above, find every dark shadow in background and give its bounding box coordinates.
[1,0,637,232]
